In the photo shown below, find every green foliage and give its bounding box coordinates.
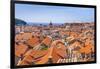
[41,43,48,50]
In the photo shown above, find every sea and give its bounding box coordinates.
[27,22,64,26]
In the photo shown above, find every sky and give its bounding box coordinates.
[15,4,94,24]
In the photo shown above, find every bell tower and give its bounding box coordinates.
[49,21,53,28]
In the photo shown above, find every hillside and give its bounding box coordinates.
[15,18,27,26]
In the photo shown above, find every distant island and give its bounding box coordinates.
[15,18,27,26]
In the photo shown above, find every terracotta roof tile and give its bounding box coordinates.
[79,44,93,54]
[42,36,52,46]
[26,36,40,47]
[17,50,48,65]
[15,43,28,57]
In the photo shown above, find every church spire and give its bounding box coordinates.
[49,21,53,28]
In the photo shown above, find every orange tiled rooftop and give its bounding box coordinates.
[15,22,95,65]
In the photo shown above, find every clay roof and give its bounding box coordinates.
[35,50,51,64]
[15,32,33,41]
[15,43,28,57]
[21,32,33,40]
[49,40,67,63]
[18,40,67,65]
[56,43,67,58]
[15,34,22,41]
[79,44,93,54]
[69,40,82,49]
[42,36,52,46]
[69,32,78,38]
[17,50,48,65]
[26,36,40,47]
[17,55,33,65]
